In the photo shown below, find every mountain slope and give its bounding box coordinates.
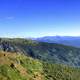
[0,51,80,80]
[0,38,80,67]
[0,51,43,80]
[0,39,80,67]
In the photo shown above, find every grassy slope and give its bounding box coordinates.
[0,51,80,80]
[0,51,43,80]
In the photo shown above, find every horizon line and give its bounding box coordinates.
[0,35,80,38]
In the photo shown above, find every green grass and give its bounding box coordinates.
[43,62,80,80]
[0,65,25,80]
[0,51,80,80]
[0,52,44,80]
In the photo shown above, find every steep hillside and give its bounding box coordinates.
[0,51,43,80]
[0,38,80,67]
[0,51,80,80]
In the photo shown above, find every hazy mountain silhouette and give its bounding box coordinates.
[35,36,80,48]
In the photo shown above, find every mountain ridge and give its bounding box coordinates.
[34,36,80,48]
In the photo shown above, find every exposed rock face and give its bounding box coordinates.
[0,39,14,52]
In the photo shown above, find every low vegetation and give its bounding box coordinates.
[0,51,80,80]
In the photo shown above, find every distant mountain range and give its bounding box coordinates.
[34,36,80,48]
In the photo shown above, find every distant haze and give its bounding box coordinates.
[34,36,80,48]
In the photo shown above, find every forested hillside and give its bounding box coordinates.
[0,38,80,67]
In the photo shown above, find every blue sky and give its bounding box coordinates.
[0,0,80,38]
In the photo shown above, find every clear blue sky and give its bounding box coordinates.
[0,0,80,38]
